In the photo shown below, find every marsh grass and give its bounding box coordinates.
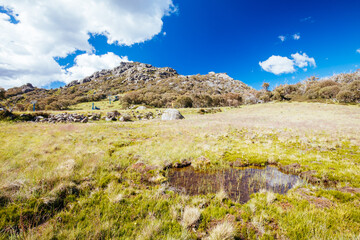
[0,102,359,239]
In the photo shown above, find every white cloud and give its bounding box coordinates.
[293,33,301,40]
[259,56,295,75]
[278,35,286,42]
[0,0,176,88]
[357,49,360,54]
[291,52,316,68]
[259,52,316,75]
[64,53,130,82]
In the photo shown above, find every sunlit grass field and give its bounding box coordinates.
[1,102,360,239]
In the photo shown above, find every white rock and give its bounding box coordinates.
[161,109,185,121]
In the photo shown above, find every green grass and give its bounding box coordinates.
[0,102,359,239]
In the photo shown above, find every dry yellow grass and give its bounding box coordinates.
[0,102,359,239]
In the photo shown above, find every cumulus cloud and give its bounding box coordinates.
[259,56,295,75]
[291,53,316,68]
[259,52,316,75]
[65,53,130,82]
[357,49,360,54]
[0,0,176,88]
[293,33,301,40]
[278,36,286,42]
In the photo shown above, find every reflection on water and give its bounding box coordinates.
[168,166,301,203]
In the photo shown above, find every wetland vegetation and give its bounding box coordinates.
[0,102,360,239]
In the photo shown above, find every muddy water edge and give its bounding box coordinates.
[167,166,302,203]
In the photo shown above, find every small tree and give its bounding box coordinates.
[262,82,270,91]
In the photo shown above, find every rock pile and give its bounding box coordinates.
[9,109,182,123]
[88,113,101,121]
[105,110,161,121]
[35,113,89,123]
[106,111,121,121]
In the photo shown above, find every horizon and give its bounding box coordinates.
[1,0,360,90]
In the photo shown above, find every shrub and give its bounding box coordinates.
[319,85,340,99]
[305,86,321,99]
[26,104,33,112]
[346,80,360,100]
[317,80,338,88]
[336,90,354,103]
[15,103,25,111]
[176,96,193,108]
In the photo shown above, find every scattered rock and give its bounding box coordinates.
[136,106,147,110]
[161,109,185,120]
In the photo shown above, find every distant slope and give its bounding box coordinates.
[1,62,254,110]
[270,72,360,103]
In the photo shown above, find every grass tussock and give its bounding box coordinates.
[206,221,236,240]
[182,206,201,228]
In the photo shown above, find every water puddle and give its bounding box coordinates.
[168,166,302,203]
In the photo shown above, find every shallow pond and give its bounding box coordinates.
[168,166,302,203]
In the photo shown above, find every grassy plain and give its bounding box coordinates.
[0,102,360,239]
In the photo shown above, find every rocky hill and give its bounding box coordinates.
[2,62,359,112]
[1,62,254,110]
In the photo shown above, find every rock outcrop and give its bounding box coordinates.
[65,62,179,88]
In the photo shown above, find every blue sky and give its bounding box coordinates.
[1,0,360,89]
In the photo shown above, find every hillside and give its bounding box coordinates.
[1,63,360,112]
[1,62,253,111]
[270,72,360,103]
